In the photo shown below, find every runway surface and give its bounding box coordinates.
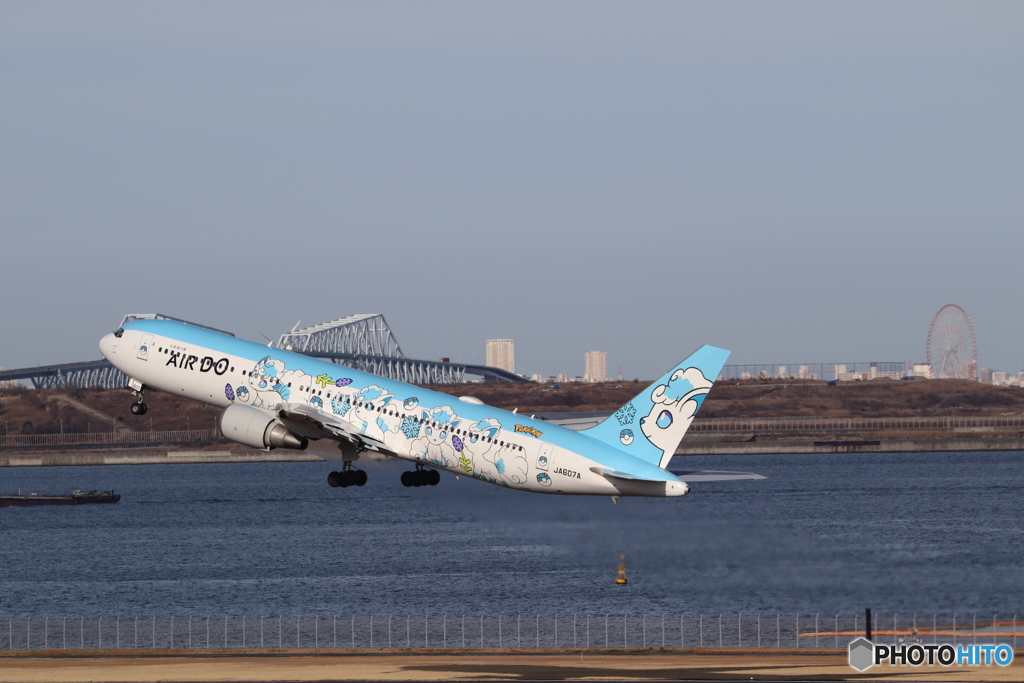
[1,649,1021,682]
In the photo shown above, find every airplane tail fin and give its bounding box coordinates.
[581,345,730,469]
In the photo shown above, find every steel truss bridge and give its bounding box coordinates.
[278,315,522,384]
[0,313,525,390]
[0,360,127,390]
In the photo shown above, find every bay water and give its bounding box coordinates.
[1,451,1022,619]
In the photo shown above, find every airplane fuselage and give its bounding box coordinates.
[100,320,689,497]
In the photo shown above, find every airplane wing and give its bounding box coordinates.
[668,469,766,481]
[277,403,393,453]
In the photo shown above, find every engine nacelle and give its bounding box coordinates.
[220,403,308,451]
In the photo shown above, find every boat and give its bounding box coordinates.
[0,489,120,507]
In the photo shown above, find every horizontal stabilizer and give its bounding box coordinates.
[669,470,766,481]
[589,466,672,484]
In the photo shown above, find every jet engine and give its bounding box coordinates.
[219,404,308,450]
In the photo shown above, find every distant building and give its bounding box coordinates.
[584,351,607,382]
[485,339,514,374]
[992,371,1009,385]
[834,364,865,381]
[868,363,903,381]
[979,367,994,383]
[912,363,933,379]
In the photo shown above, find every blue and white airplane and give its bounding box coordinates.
[99,317,762,498]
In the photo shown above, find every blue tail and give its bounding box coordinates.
[581,345,730,469]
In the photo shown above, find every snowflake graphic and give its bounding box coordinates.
[331,394,351,416]
[400,415,421,439]
[615,402,636,426]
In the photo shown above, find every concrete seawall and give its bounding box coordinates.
[676,437,1024,455]
[2,438,1023,467]
[0,449,326,467]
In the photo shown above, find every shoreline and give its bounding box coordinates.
[677,436,1024,455]
[0,448,324,467]
[2,436,1023,467]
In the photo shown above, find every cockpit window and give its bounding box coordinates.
[113,328,124,338]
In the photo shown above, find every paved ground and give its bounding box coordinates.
[0,649,1022,682]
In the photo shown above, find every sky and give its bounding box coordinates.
[1,1,1022,380]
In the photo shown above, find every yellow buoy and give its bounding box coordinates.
[615,554,628,585]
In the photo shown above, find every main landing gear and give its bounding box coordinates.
[130,401,148,416]
[401,466,440,488]
[327,463,367,488]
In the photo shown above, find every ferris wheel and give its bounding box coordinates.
[926,304,978,380]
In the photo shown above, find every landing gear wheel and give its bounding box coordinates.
[130,402,148,416]
[428,469,440,486]
[400,471,413,487]
[354,470,367,487]
[327,471,342,488]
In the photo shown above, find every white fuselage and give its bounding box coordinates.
[100,321,689,497]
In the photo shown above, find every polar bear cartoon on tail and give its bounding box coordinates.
[639,367,714,466]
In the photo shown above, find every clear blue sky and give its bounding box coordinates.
[1,2,1021,379]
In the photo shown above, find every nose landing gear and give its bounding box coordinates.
[128,381,148,415]
[401,466,440,487]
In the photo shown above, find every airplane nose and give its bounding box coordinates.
[99,332,116,359]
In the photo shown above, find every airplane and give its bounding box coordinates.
[99,317,763,498]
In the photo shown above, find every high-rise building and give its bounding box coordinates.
[584,351,607,382]
[486,339,515,374]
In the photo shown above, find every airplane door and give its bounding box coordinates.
[137,334,154,361]
[536,442,553,471]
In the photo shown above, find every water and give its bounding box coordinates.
[1,451,1022,618]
